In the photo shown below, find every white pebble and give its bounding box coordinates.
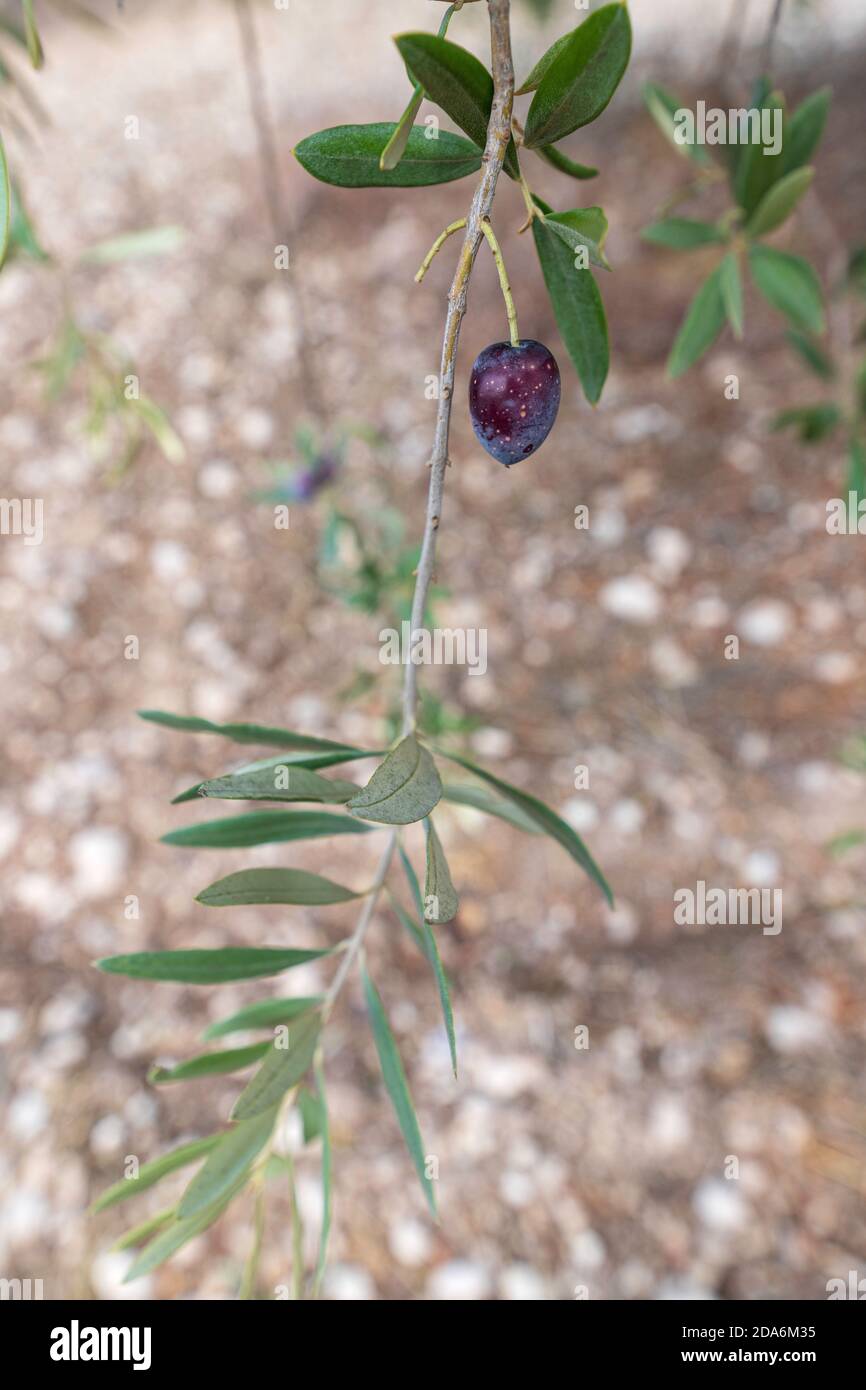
[738,599,792,646]
[427,1259,492,1301]
[692,1178,748,1232]
[599,575,661,624]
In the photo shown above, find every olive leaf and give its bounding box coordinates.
[746,166,813,238]
[138,708,357,754]
[0,135,10,270]
[178,1107,279,1220]
[95,947,329,985]
[643,81,710,166]
[532,212,609,404]
[399,848,457,1078]
[232,1010,322,1121]
[524,4,632,149]
[642,218,727,250]
[195,867,361,908]
[536,143,598,180]
[424,819,459,925]
[198,765,359,804]
[92,1135,220,1213]
[204,997,322,1042]
[294,124,482,188]
[667,262,727,377]
[719,252,744,339]
[348,734,442,824]
[442,781,540,832]
[162,810,374,849]
[123,1174,249,1283]
[782,86,831,175]
[363,966,437,1216]
[544,207,610,270]
[733,90,786,216]
[516,30,571,95]
[148,1043,270,1085]
[439,750,613,906]
[394,32,520,179]
[748,244,825,334]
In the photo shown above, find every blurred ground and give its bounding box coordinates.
[1,0,866,1301]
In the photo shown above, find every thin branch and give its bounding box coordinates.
[401,0,515,735]
[321,831,398,1020]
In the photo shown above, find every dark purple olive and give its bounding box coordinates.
[468,339,561,466]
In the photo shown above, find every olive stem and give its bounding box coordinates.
[517,169,543,233]
[415,218,468,283]
[401,0,515,736]
[479,217,519,347]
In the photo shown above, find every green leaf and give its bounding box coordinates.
[148,1043,270,1085]
[21,0,43,68]
[439,750,613,906]
[199,765,359,804]
[545,207,610,270]
[395,33,520,178]
[203,997,322,1041]
[782,86,831,175]
[719,252,744,338]
[441,781,541,832]
[128,394,186,465]
[733,90,786,216]
[746,165,813,237]
[91,1135,220,1212]
[95,947,329,985]
[311,1059,331,1298]
[0,133,10,270]
[524,3,632,149]
[80,225,185,264]
[178,1107,278,1220]
[123,1173,247,1283]
[641,217,726,250]
[390,893,429,957]
[8,182,49,262]
[535,143,598,180]
[770,403,841,442]
[162,809,373,849]
[667,263,727,377]
[642,81,710,166]
[294,123,482,188]
[196,867,361,908]
[347,734,442,825]
[827,828,866,857]
[232,1010,322,1121]
[516,30,571,94]
[785,329,834,379]
[403,834,458,1078]
[748,244,825,333]
[532,215,608,404]
[171,749,375,804]
[379,87,424,172]
[112,1207,176,1252]
[298,1086,325,1144]
[138,709,357,754]
[424,819,459,925]
[362,966,436,1217]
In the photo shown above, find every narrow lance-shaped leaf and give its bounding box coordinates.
[91,1135,220,1213]
[667,262,728,378]
[719,252,744,339]
[380,1,457,171]
[746,166,813,238]
[394,33,519,179]
[641,218,726,250]
[199,765,359,804]
[442,781,540,832]
[123,1173,249,1283]
[544,207,610,271]
[232,1011,322,1122]
[642,81,710,166]
[402,843,458,1078]
[424,819,459,925]
[785,329,834,380]
[171,749,374,804]
[362,966,437,1217]
[294,124,482,189]
[162,809,374,849]
[204,997,322,1042]
[348,734,442,825]
[770,403,841,442]
[782,86,831,175]
[148,1042,271,1085]
[733,90,786,216]
[532,213,608,404]
[516,30,571,94]
[138,708,357,754]
[80,226,185,264]
[440,750,613,906]
[525,4,632,149]
[748,244,825,334]
[535,143,598,180]
[22,0,43,68]
[311,1058,332,1298]
[178,1106,278,1221]
[112,1207,176,1253]
[196,867,361,908]
[95,947,329,985]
